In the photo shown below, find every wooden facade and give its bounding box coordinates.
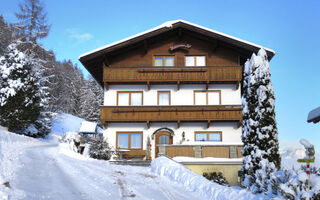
[100,105,242,128]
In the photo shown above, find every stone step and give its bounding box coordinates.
[110,160,151,167]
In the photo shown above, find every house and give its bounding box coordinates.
[307,107,320,123]
[78,121,101,153]
[79,20,275,185]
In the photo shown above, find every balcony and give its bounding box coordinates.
[100,105,242,128]
[103,66,242,89]
[158,144,243,159]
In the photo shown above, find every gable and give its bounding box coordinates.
[79,20,275,86]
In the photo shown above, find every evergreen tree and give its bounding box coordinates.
[0,15,14,55]
[79,76,103,123]
[14,0,50,43]
[241,49,281,193]
[0,42,40,131]
[19,41,54,137]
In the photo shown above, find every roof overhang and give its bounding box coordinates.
[307,107,320,123]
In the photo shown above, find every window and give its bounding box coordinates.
[154,56,174,66]
[194,90,221,105]
[117,91,143,106]
[157,91,171,105]
[195,132,222,142]
[117,132,143,149]
[158,135,170,144]
[185,56,206,66]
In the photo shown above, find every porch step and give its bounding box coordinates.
[110,160,151,167]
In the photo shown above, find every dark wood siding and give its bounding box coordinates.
[108,33,239,67]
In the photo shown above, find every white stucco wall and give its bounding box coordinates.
[103,122,242,159]
[103,84,241,106]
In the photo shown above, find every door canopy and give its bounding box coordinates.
[151,128,174,139]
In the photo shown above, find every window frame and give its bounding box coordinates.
[117,91,143,106]
[185,55,207,66]
[116,131,143,149]
[157,90,171,105]
[194,131,222,142]
[153,55,175,67]
[193,90,221,105]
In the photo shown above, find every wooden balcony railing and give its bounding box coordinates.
[103,66,242,89]
[158,144,243,159]
[100,105,242,128]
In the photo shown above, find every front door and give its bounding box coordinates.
[155,131,173,158]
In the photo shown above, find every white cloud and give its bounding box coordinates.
[65,28,93,42]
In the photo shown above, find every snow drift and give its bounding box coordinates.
[151,156,269,200]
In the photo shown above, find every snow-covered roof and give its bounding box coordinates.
[79,19,275,60]
[307,106,320,123]
[79,121,97,134]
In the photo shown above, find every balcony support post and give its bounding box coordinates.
[236,81,240,90]
[146,121,151,129]
[206,81,210,90]
[177,120,180,128]
[103,121,108,129]
[104,83,109,91]
[147,81,151,90]
[238,120,242,128]
[177,81,180,90]
[207,120,211,128]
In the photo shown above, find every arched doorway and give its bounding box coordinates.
[155,131,173,158]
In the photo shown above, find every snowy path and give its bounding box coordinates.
[9,140,202,200]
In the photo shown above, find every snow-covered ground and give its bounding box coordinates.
[1,113,319,200]
[0,114,203,200]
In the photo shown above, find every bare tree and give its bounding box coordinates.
[14,0,50,43]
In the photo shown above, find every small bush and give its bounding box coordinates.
[88,138,112,160]
[203,172,229,186]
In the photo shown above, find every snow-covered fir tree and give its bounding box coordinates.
[0,42,40,131]
[241,49,281,193]
[79,76,103,123]
[0,15,14,55]
[18,41,55,137]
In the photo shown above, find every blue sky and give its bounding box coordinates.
[1,0,320,152]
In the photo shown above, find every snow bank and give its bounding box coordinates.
[51,113,84,135]
[173,156,243,164]
[0,126,41,199]
[151,156,270,200]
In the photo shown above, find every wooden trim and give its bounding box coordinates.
[157,90,171,105]
[153,55,175,67]
[155,131,173,158]
[194,131,222,142]
[116,131,143,149]
[116,91,143,106]
[101,105,242,124]
[193,90,221,105]
[184,55,207,66]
